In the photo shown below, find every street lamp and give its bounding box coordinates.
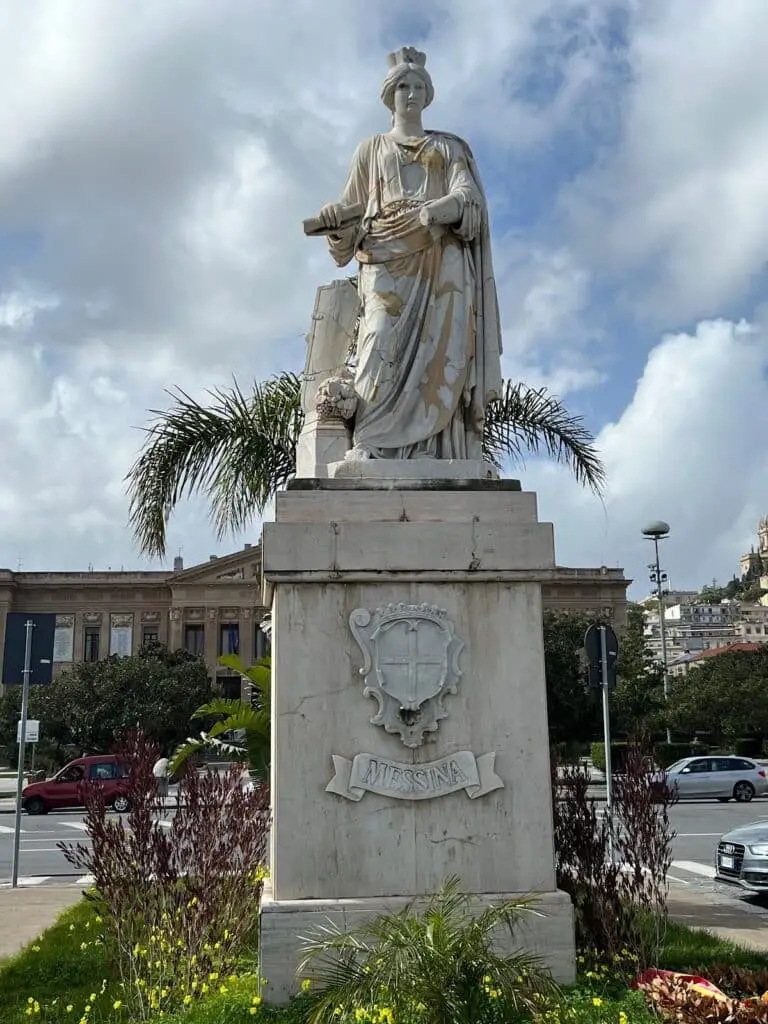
[642,520,671,744]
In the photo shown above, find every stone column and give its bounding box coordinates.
[259,473,575,1002]
[168,609,183,652]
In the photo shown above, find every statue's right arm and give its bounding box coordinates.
[326,139,372,267]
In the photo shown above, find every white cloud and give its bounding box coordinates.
[565,0,768,322]
[524,318,768,594]
[0,0,766,598]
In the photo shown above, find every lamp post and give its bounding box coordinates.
[642,520,671,745]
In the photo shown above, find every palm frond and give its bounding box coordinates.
[483,380,606,495]
[126,373,302,558]
[298,876,555,1024]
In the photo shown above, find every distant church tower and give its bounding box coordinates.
[741,517,768,579]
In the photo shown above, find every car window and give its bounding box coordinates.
[732,758,757,771]
[59,765,85,782]
[90,762,117,780]
[686,759,711,773]
[711,758,736,772]
[666,759,689,773]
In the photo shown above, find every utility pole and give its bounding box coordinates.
[11,620,34,888]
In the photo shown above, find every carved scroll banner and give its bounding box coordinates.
[326,750,504,802]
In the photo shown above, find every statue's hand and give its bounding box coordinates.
[318,203,346,231]
[418,205,435,228]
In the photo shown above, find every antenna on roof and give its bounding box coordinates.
[16,557,22,571]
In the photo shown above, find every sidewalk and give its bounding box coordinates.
[0,886,82,960]
[668,891,768,953]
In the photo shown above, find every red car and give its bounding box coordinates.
[21,754,131,815]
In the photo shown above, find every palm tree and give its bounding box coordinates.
[170,655,270,778]
[128,371,605,559]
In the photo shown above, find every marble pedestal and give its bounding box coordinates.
[260,475,575,1003]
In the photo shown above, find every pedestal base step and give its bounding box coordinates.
[259,888,575,1005]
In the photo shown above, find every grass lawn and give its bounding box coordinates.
[1,901,766,1023]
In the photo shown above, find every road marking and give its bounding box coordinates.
[60,822,88,832]
[0,876,50,887]
[0,825,25,834]
[671,860,716,879]
[667,874,691,885]
[676,833,721,837]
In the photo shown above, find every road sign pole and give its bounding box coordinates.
[599,625,614,865]
[11,619,34,889]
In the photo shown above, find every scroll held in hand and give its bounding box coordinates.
[303,202,365,237]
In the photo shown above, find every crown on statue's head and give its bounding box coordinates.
[387,46,427,69]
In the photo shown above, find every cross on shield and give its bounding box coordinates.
[372,618,449,711]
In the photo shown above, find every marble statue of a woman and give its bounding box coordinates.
[314,46,503,462]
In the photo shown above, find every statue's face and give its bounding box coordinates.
[393,70,428,116]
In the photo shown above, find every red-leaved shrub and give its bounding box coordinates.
[552,736,676,964]
[59,731,270,1019]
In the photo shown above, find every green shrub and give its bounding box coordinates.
[654,742,707,767]
[734,737,762,758]
[551,740,588,765]
[590,741,627,773]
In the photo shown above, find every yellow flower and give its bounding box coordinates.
[249,1011,258,1018]
[66,1007,73,1014]
[619,1014,628,1024]
[592,998,603,1007]
[219,985,228,995]
[252,995,263,1006]
[183,995,192,1006]
[301,979,312,992]
[209,972,219,981]
[31,945,41,953]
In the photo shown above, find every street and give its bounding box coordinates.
[2,799,768,898]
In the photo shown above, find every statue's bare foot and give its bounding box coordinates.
[345,444,372,461]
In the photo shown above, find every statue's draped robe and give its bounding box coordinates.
[328,131,503,460]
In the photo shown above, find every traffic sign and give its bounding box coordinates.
[17,719,39,744]
[583,623,619,689]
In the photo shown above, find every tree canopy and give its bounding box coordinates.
[664,646,768,743]
[0,643,214,758]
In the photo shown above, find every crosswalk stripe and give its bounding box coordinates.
[0,876,50,887]
[0,825,25,834]
[61,822,88,832]
[671,860,716,879]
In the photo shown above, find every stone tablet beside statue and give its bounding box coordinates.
[299,46,503,476]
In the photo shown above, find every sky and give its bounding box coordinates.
[1,0,767,598]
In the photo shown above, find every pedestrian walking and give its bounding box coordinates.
[152,753,170,815]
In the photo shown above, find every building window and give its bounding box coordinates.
[183,624,205,657]
[255,624,271,659]
[142,627,159,647]
[219,623,240,656]
[83,627,101,663]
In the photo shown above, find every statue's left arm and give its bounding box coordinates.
[418,139,484,241]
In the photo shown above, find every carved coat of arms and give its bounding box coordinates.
[349,603,464,747]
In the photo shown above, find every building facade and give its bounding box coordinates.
[0,547,630,695]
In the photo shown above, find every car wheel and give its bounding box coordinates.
[25,796,47,815]
[112,794,131,813]
[734,781,755,803]
[718,797,730,803]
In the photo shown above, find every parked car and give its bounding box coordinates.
[715,821,768,894]
[650,755,768,803]
[21,755,130,815]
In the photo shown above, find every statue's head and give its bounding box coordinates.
[381,46,434,117]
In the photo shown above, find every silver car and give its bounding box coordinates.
[715,821,768,893]
[660,755,768,803]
